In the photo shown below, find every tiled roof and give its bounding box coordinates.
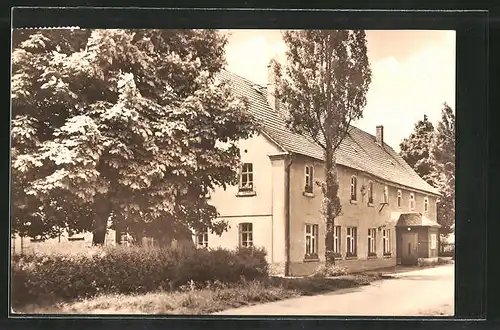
[219,70,440,196]
[396,213,441,228]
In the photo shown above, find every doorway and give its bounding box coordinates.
[401,232,418,265]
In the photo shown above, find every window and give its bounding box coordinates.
[239,163,254,191]
[68,231,85,242]
[195,229,208,248]
[333,225,341,254]
[304,165,314,194]
[305,224,319,257]
[409,193,415,210]
[424,197,429,212]
[368,181,374,204]
[383,229,391,255]
[118,232,131,246]
[383,186,389,204]
[68,236,84,242]
[239,223,253,247]
[350,176,357,201]
[430,233,437,250]
[397,190,402,208]
[368,228,377,256]
[346,227,357,257]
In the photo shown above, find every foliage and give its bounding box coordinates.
[431,103,455,236]
[311,264,348,277]
[273,30,372,264]
[417,257,453,267]
[268,274,380,295]
[399,114,436,186]
[15,272,385,315]
[11,245,268,306]
[399,104,455,236]
[11,29,257,242]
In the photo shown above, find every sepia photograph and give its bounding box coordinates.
[10,28,456,316]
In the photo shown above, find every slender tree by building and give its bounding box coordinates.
[273,30,372,265]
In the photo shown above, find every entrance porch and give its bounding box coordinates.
[395,213,441,266]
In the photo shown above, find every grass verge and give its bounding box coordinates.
[14,273,387,315]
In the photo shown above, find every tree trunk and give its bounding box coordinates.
[324,148,341,266]
[92,200,110,246]
[92,225,106,246]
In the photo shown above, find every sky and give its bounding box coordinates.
[222,30,456,151]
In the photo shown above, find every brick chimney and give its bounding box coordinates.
[376,125,384,146]
[267,60,278,111]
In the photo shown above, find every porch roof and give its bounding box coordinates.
[396,213,441,228]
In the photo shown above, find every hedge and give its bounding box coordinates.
[11,245,268,306]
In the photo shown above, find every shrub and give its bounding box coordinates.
[417,257,453,267]
[267,275,372,296]
[311,264,348,278]
[11,245,268,307]
[438,257,453,265]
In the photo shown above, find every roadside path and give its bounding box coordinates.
[214,264,454,316]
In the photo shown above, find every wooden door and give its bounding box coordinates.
[401,232,418,265]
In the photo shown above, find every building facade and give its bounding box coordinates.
[192,69,441,276]
[12,66,441,277]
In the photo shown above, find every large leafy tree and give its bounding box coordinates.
[11,29,257,245]
[431,103,455,236]
[274,30,372,265]
[400,114,435,186]
[399,106,455,237]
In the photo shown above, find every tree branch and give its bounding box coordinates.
[332,117,353,152]
[306,126,326,150]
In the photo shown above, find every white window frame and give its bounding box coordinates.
[409,192,415,210]
[333,225,341,254]
[368,228,377,255]
[383,229,391,255]
[305,224,319,257]
[350,176,357,201]
[304,165,314,194]
[397,190,402,208]
[195,229,209,248]
[239,163,254,192]
[368,181,374,204]
[424,196,429,212]
[239,223,253,247]
[346,227,357,257]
